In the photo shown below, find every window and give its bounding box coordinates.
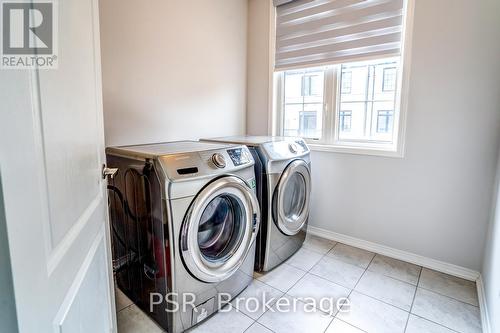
[341,71,352,94]
[339,111,352,132]
[382,67,397,92]
[276,57,401,150]
[272,0,413,156]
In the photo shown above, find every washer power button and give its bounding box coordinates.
[211,153,226,168]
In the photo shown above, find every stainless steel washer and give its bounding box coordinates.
[201,136,311,272]
[106,141,259,332]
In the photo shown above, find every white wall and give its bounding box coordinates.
[99,0,248,146]
[247,0,500,270]
[482,150,500,332]
[247,0,271,135]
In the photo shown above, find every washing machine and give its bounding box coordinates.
[201,136,311,272]
[106,141,260,332]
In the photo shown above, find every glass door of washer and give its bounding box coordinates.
[273,159,311,236]
[180,176,259,283]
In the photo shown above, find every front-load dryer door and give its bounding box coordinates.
[180,176,260,283]
[273,159,311,236]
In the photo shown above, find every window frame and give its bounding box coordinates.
[269,0,415,158]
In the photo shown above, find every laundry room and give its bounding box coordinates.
[1,0,500,333]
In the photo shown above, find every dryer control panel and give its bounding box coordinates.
[262,138,310,161]
[227,147,251,166]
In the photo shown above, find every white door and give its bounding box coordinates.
[0,0,116,332]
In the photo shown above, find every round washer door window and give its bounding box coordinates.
[180,176,260,283]
[273,159,311,236]
[197,194,244,262]
[282,172,307,222]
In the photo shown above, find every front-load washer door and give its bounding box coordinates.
[273,159,311,236]
[180,176,260,283]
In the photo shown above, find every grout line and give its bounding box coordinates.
[365,267,421,286]
[340,252,375,303]
[116,302,133,314]
[407,313,462,333]
[415,285,480,308]
[404,265,422,332]
[334,317,370,333]
[347,289,413,313]
[255,319,276,333]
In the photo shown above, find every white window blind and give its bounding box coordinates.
[275,0,405,70]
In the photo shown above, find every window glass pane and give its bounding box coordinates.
[338,58,399,143]
[283,68,325,140]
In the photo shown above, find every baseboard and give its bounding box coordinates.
[476,275,491,333]
[307,225,480,281]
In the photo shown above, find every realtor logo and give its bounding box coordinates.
[1,0,57,69]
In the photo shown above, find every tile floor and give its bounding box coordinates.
[116,235,482,333]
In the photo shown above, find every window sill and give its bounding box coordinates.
[307,142,404,158]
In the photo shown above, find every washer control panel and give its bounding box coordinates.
[227,147,251,166]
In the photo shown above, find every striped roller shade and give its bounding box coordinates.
[275,0,405,70]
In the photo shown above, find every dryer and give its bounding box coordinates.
[106,141,260,332]
[201,136,311,272]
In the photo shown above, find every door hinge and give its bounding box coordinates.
[102,164,118,180]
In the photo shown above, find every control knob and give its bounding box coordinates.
[289,143,299,154]
[211,153,226,168]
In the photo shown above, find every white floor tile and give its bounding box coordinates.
[245,322,274,333]
[257,263,306,292]
[325,318,365,333]
[287,273,350,316]
[231,279,283,320]
[258,295,333,333]
[405,314,455,333]
[310,256,365,289]
[411,288,481,333]
[115,288,133,312]
[187,305,253,333]
[285,247,323,271]
[115,244,482,333]
[355,271,416,311]
[117,304,164,333]
[327,243,375,269]
[419,268,479,306]
[367,255,421,285]
[303,235,337,254]
[337,291,409,333]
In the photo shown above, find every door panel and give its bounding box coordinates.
[39,0,102,248]
[0,0,115,332]
[55,231,111,332]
